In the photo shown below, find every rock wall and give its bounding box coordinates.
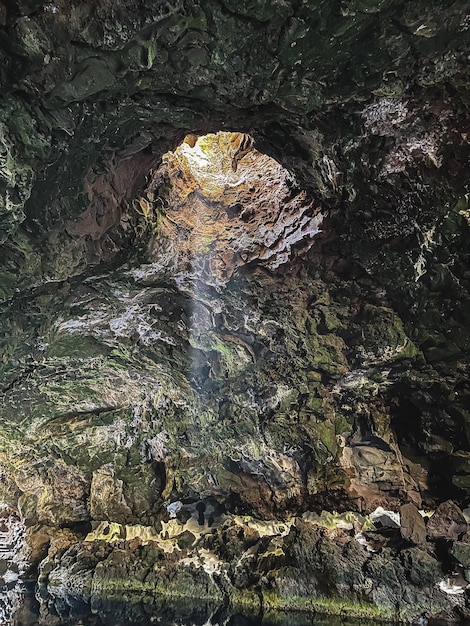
[0,0,469,622]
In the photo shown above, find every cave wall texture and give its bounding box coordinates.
[0,0,470,622]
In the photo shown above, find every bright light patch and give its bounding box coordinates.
[146,131,322,286]
[167,132,256,197]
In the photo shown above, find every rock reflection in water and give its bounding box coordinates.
[0,582,38,626]
[0,506,31,626]
[3,591,378,626]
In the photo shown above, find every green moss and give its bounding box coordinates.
[315,421,337,456]
[52,570,403,624]
[48,334,106,358]
[333,413,350,435]
[262,592,396,622]
[228,588,262,612]
[189,331,252,378]
[93,575,222,603]
[306,396,323,412]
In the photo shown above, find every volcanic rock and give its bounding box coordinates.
[427,501,468,542]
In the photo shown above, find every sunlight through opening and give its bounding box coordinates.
[145,131,323,287]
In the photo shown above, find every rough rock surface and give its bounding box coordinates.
[0,0,469,623]
[427,501,468,542]
[400,502,427,545]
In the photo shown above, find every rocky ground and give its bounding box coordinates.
[0,0,469,623]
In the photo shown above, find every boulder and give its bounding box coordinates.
[400,503,426,545]
[450,541,470,580]
[427,501,467,541]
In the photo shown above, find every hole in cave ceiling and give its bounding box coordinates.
[139,131,323,287]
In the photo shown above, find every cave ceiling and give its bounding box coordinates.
[0,0,469,529]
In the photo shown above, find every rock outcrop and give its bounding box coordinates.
[0,0,469,622]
